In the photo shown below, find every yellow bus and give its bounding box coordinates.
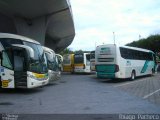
[63,54,74,73]
[74,53,91,73]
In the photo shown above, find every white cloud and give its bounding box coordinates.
[69,0,160,51]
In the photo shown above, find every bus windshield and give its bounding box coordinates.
[74,54,83,64]
[0,38,48,74]
[90,51,95,59]
[23,42,48,74]
[45,52,58,71]
[63,55,71,65]
[86,54,90,66]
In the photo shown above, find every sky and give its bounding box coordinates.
[68,0,160,51]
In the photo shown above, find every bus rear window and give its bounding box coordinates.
[86,54,90,61]
[100,47,113,55]
[63,55,71,64]
[90,51,95,59]
[74,54,83,64]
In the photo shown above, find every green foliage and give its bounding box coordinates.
[60,48,90,55]
[74,50,83,54]
[126,34,160,53]
[60,48,74,56]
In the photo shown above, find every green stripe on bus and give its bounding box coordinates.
[141,61,149,73]
[96,65,115,73]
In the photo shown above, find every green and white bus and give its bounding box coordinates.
[95,44,156,80]
[0,33,49,88]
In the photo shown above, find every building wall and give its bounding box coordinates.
[0,13,17,34]
[14,16,47,45]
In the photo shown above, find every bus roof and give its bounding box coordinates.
[63,53,74,56]
[0,33,40,44]
[90,51,95,53]
[120,45,153,53]
[97,44,154,53]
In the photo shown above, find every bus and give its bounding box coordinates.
[74,53,91,73]
[95,44,156,80]
[90,51,95,71]
[0,33,49,89]
[55,54,63,71]
[43,47,61,83]
[63,54,74,73]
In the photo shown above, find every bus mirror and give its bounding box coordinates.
[12,44,34,59]
[45,52,54,62]
[24,47,34,59]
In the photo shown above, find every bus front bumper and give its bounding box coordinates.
[27,77,49,88]
[48,70,61,83]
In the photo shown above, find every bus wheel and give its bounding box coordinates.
[0,80,2,89]
[151,69,154,75]
[131,71,136,80]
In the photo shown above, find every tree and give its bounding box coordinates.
[126,34,160,53]
[60,48,73,55]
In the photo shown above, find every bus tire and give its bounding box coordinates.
[71,69,74,74]
[0,79,2,89]
[151,68,154,76]
[131,70,136,80]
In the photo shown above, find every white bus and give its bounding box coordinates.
[95,44,156,80]
[55,54,63,71]
[90,51,95,71]
[0,33,49,89]
[74,53,91,73]
[43,47,61,83]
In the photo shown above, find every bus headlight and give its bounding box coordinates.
[28,73,48,80]
[28,74,37,80]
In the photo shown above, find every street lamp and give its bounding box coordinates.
[113,32,115,45]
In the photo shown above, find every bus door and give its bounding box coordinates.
[1,47,28,88]
[13,48,28,88]
[85,54,91,71]
[0,48,15,88]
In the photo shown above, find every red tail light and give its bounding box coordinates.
[115,64,119,72]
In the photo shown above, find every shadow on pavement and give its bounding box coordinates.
[90,74,154,84]
[0,87,43,94]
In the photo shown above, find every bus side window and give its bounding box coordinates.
[2,51,13,70]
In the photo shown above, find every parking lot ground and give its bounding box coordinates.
[111,73,160,105]
[0,72,160,114]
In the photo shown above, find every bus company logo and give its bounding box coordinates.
[126,61,131,66]
[119,114,160,120]
[1,114,18,120]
